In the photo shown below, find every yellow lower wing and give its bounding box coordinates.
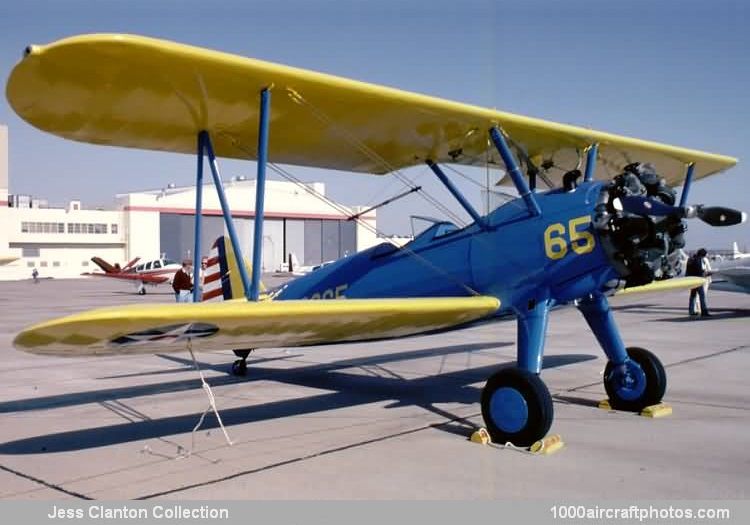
[14,297,500,356]
[614,277,705,297]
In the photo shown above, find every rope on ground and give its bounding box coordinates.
[182,339,233,457]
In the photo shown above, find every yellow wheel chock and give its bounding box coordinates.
[469,428,564,455]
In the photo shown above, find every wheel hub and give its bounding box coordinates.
[489,387,528,433]
[611,361,646,401]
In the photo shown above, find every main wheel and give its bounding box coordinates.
[604,347,666,411]
[481,368,553,447]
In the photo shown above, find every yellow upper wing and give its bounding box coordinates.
[13,296,500,356]
[6,33,736,186]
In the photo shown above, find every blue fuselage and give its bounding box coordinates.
[275,181,620,315]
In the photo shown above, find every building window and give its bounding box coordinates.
[27,261,35,268]
[53,261,60,267]
[22,247,40,257]
[82,261,89,267]
[21,221,65,234]
[40,261,48,267]
[66,222,109,234]
[111,224,118,234]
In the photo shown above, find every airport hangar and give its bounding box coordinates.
[0,124,381,281]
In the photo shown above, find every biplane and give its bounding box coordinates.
[84,255,182,294]
[7,34,745,447]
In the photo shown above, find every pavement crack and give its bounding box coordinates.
[664,344,749,368]
[0,464,93,500]
[134,412,474,500]
[566,344,748,393]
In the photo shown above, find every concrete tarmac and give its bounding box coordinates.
[0,277,747,500]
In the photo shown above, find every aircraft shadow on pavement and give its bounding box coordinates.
[651,308,750,323]
[0,342,595,454]
[613,303,750,322]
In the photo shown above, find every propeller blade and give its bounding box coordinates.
[617,197,747,227]
[696,206,747,227]
[617,196,681,217]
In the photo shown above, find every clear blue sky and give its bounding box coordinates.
[1,0,748,248]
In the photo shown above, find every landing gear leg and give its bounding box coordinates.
[231,349,253,376]
[578,294,666,411]
[481,299,553,447]
[138,283,146,295]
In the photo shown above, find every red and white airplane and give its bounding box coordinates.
[84,256,183,294]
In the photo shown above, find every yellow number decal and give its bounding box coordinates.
[544,216,595,260]
[568,216,595,255]
[544,223,567,260]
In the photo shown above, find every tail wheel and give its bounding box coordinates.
[481,368,553,447]
[604,347,666,411]
[231,349,253,377]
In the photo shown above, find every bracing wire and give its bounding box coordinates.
[218,132,482,296]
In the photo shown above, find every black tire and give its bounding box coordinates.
[604,347,666,411]
[138,288,146,295]
[481,368,553,447]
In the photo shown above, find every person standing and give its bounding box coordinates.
[199,257,207,299]
[686,248,712,317]
[172,260,193,303]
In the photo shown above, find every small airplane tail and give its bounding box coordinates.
[289,252,301,272]
[733,241,741,259]
[91,257,119,274]
[202,236,265,301]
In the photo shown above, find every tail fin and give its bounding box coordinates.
[733,241,741,259]
[202,236,265,301]
[91,257,119,274]
[289,252,301,272]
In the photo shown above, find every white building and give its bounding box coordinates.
[0,124,378,280]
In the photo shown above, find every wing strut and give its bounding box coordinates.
[193,131,253,301]
[426,160,486,228]
[489,128,542,217]
[583,143,599,182]
[192,134,205,302]
[678,162,696,208]
[250,88,271,301]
